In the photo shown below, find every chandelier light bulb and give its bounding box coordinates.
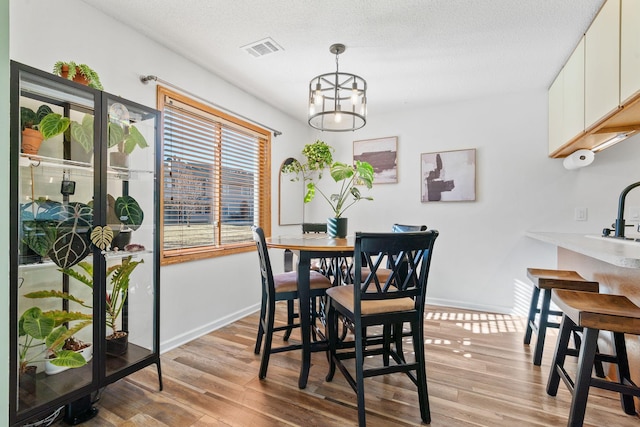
[351,82,359,104]
[314,81,323,105]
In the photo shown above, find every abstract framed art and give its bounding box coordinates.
[353,136,398,184]
[421,148,476,202]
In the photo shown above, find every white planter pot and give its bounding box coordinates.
[45,343,93,375]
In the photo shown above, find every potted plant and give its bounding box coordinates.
[20,104,71,155]
[18,307,91,382]
[53,61,103,90]
[60,256,144,356]
[22,281,94,375]
[284,140,374,237]
[108,121,149,168]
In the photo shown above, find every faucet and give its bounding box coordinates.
[614,181,640,238]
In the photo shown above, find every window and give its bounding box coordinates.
[158,87,271,264]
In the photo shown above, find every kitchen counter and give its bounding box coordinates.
[525,231,640,269]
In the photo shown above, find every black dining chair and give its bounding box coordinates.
[325,230,439,426]
[356,224,427,353]
[251,226,332,379]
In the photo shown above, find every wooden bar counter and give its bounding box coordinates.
[527,231,640,412]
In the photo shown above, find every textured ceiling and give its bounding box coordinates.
[79,0,604,124]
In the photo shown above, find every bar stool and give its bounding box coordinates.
[547,289,640,427]
[524,268,599,365]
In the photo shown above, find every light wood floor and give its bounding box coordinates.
[60,305,640,426]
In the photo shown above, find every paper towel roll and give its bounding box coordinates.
[563,149,595,170]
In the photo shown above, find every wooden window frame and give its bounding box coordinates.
[157,86,271,265]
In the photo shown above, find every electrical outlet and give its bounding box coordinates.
[574,207,587,221]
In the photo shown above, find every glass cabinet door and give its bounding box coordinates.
[103,95,159,378]
[13,65,98,419]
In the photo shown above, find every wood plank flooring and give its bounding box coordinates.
[55,305,640,426]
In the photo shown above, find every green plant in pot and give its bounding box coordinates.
[18,306,92,382]
[20,104,71,155]
[284,140,374,237]
[61,256,143,355]
[108,121,149,168]
[23,274,94,374]
[53,61,103,90]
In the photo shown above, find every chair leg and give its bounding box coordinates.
[613,332,637,415]
[283,299,295,341]
[355,324,367,427]
[533,289,552,366]
[573,329,606,378]
[254,295,267,354]
[547,314,575,396]
[394,322,406,362]
[524,286,540,345]
[412,318,431,424]
[383,324,391,366]
[258,304,276,379]
[567,327,599,427]
[325,303,337,382]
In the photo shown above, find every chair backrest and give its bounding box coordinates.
[302,223,327,233]
[252,225,276,300]
[353,230,438,314]
[392,224,427,233]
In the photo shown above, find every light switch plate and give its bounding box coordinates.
[574,207,588,221]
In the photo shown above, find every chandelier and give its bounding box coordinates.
[308,43,367,132]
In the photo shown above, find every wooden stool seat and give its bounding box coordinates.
[526,268,600,292]
[524,268,599,365]
[548,289,640,426]
[552,290,640,334]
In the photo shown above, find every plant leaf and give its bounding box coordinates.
[90,225,113,250]
[49,230,91,269]
[108,122,125,148]
[114,195,144,230]
[123,125,148,154]
[43,310,92,327]
[36,105,53,123]
[330,162,355,182]
[22,220,57,257]
[23,290,87,306]
[48,349,87,368]
[70,115,94,153]
[39,113,70,140]
[21,308,55,340]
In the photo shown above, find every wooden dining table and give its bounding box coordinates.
[266,234,355,388]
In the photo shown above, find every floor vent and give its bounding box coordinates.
[242,37,284,57]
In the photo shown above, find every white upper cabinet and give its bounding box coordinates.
[548,38,585,154]
[563,38,586,145]
[621,0,640,104]
[585,0,620,127]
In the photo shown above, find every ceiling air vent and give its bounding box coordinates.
[242,37,284,58]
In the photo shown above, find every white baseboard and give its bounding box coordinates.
[427,297,513,315]
[160,303,260,354]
